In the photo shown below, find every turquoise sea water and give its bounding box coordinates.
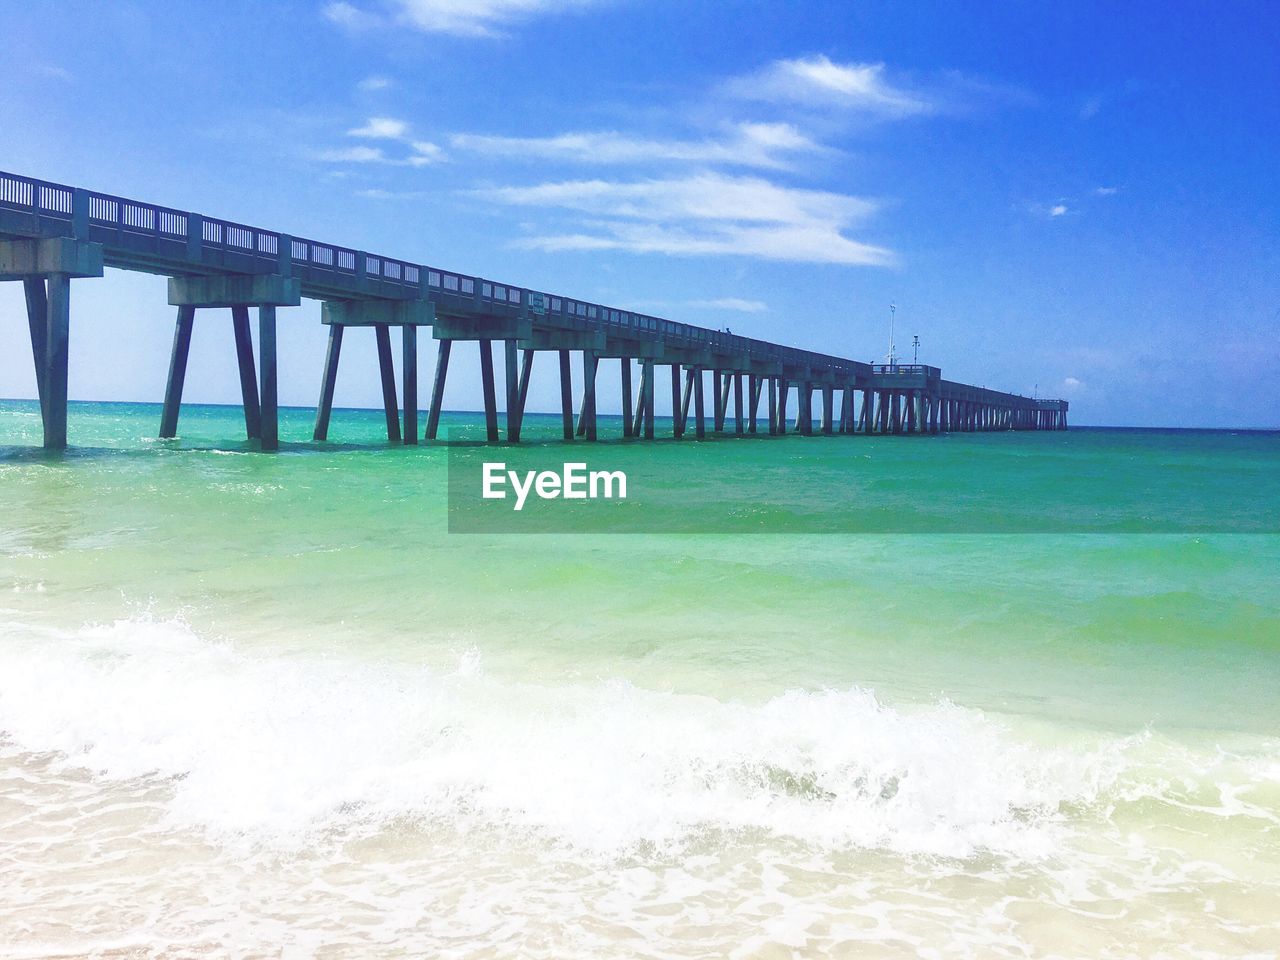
[1,399,1278,957]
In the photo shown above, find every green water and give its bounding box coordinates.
[1,399,1278,957]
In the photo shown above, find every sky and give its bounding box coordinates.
[1,0,1277,427]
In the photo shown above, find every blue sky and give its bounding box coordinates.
[1,0,1276,427]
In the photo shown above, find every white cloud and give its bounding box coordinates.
[1063,376,1082,389]
[321,116,446,166]
[408,140,446,165]
[317,145,387,163]
[323,1,377,28]
[357,75,393,92]
[1049,204,1068,217]
[326,0,600,38]
[476,173,892,266]
[317,141,444,167]
[1094,186,1118,196]
[724,55,931,116]
[35,64,73,82]
[357,188,428,200]
[449,122,821,170]
[348,117,410,139]
[687,298,768,313]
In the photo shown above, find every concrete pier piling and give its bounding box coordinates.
[161,274,300,451]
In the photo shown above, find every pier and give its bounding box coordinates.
[0,170,1067,451]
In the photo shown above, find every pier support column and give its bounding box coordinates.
[643,359,655,439]
[504,338,519,443]
[621,359,634,438]
[42,273,71,450]
[821,386,834,435]
[712,368,726,433]
[402,326,418,444]
[22,279,49,426]
[630,361,645,437]
[316,298,430,444]
[672,364,685,438]
[693,366,706,439]
[733,373,744,435]
[3,238,105,450]
[313,324,343,441]
[768,377,778,436]
[559,349,574,440]
[374,324,401,443]
[159,305,195,440]
[258,306,279,451]
[233,307,262,440]
[748,376,761,433]
[515,348,534,442]
[425,339,451,441]
[777,379,789,435]
[580,351,598,441]
[479,339,499,442]
[679,366,694,437]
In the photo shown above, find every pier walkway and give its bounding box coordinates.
[0,170,1067,450]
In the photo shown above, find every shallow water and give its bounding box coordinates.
[2,400,1278,957]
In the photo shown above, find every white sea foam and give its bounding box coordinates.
[0,613,1157,858]
[3,614,1280,957]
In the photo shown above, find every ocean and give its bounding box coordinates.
[2,399,1277,958]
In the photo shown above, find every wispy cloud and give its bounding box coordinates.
[1027,198,1071,219]
[357,75,393,92]
[324,0,601,38]
[318,145,387,163]
[687,298,768,313]
[409,140,445,164]
[317,141,444,167]
[323,1,378,28]
[724,55,932,116]
[357,187,429,200]
[35,64,74,83]
[1094,186,1118,196]
[475,173,892,266]
[450,122,822,170]
[348,117,410,139]
[320,116,445,166]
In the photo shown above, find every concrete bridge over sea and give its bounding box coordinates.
[1,170,1067,451]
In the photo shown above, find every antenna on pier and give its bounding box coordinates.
[887,303,897,368]
[912,334,920,365]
